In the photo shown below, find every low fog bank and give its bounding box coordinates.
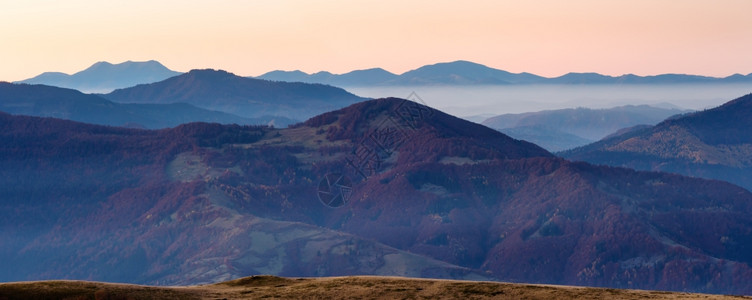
[346,84,752,117]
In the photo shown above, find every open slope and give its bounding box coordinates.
[2,99,752,294]
[561,93,752,191]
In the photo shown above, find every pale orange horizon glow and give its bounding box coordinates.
[1,0,752,81]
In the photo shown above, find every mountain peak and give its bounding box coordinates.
[304,97,552,160]
[185,68,234,76]
[406,60,497,73]
[396,60,542,85]
[175,69,240,84]
[90,61,114,67]
[442,60,487,67]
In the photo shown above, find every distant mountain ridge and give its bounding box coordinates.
[16,60,181,93]
[561,93,752,191]
[16,60,752,92]
[257,60,752,86]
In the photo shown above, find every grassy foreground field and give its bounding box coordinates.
[1,275,750,300]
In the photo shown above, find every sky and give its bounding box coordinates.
[2,0,752,82]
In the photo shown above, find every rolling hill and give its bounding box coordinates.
[2,98,752,294]
[103,69,367,121]
[15,60,181,93]
[561,93,752,191]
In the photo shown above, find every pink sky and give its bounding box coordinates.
[2,0,751,81]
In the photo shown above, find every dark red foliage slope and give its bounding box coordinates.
[303,97,552,160]
[2,99,752,295]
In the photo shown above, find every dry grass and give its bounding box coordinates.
[2,276,750,300]
[0,280,201,300]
